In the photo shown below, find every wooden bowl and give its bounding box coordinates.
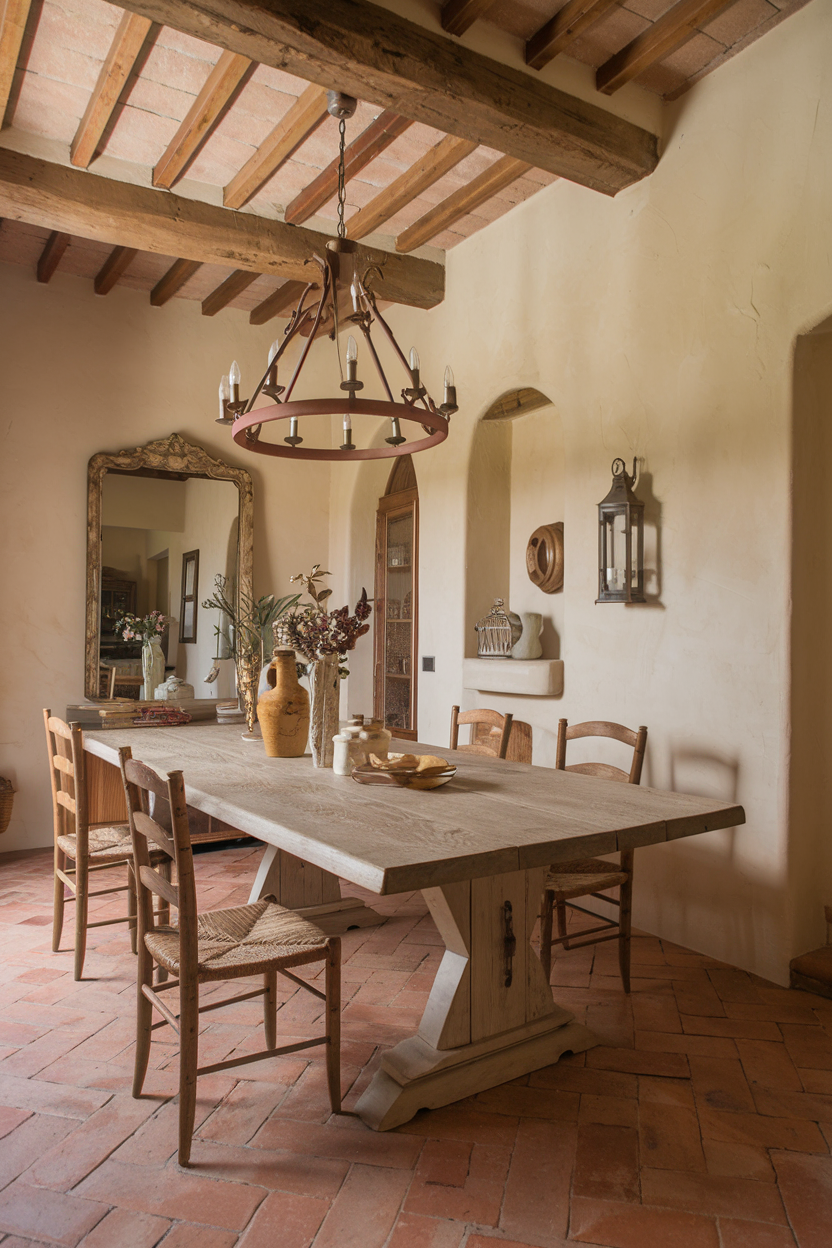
[351,763,457,790]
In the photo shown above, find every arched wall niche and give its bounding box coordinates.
[465,387,565,662]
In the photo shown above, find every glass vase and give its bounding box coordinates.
[308,654,340,768]
[235,649,262,738]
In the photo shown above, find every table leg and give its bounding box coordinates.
[248,845,385,935]
[355,866,598,1130]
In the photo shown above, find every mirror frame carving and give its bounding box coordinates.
[85,432,254,699]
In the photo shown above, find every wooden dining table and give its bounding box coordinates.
[83,721,744,1131]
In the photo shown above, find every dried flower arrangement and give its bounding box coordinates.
[114,609,170,644]
[274,565,372,674]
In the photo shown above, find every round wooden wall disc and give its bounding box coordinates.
[526,522,564,593]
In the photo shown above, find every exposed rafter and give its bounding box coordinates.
[94,245,138,295]
[70,12,153,168]
[284,111,412,226]
[249,280,310,326]
[153,50,251,188]
[441,0,494,38]
[347,134,478,241]
[114,0,658,195]
[150,257,202,306]
[201,269,258,316]
[223,83,329,210]
[396,155,531,253]
[526,0,619,72]
[596,0,735,94]
[0,0,32,121]
[0,149,444,309]
[36,231,70,283]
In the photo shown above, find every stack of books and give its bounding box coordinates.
[97,702,191,729]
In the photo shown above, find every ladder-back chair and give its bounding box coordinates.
[44,710,151,980]
[119,747,341,1166]
[539,718,648,992]
[450,706,533,764]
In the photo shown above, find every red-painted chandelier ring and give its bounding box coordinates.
[232,398,449,461]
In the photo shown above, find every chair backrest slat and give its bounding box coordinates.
[57,790,77,814]
[557,718,648,786]
[139,863,180,909]
[450,705,532,763]
[43,709,88,847]
[52,754,75,777]
[134,810,176,858]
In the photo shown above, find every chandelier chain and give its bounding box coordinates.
[337,118,347,240]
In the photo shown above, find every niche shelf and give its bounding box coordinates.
[462,658,564,697]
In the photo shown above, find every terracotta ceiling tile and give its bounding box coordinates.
[657,30,724,76]
[12,76,89,139]
[186,137,265,188]
[632,60,691,96]
[226,274,282,312]
[100,108,181,167]
[248,62,316,98]
[0,221,51,269]
[139,42,223,98]
[122,77,201,125]
[702,0,778,44]
[623,0,681,23]
[152,25,224,61]
[566,7,651,67]
[429,227,468,249]
[23,36,102,93]
[482,0,561,41]
[249,160,320,211]
[229,80,300,125]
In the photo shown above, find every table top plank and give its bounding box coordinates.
[83,723,745,895]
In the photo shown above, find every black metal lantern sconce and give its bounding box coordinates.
[596,458,645,604]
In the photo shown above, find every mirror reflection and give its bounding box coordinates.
[98,473,239,700]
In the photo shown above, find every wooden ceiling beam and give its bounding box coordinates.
[70,12,153,168]
[0,0,32,122]
[396,155,531,253]
[596,0,735,94]
[153,50,252,188]
[150,257,201,306]
[201,269,259,315]
[249,280,310,325]
[0,149,444,308]
[36,230,70,283]
[347,134,477,241]
[114,0,658,195]
[441,0,495,38]
[94,245,138,294]
[223,83,329,210]
[284,111,412,226]
[526,0,619,71]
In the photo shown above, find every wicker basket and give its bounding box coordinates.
[0,777,14,835]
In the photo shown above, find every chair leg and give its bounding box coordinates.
[539,889,554,982]
[73,857,89,981]
[52,847,66,953]
[325,938,341,1114]
[133,944,154,1098]
[178,979,200,1167]
[556,898,569,950]
[618,850,634,994]
[127,862,137,955]
[264,970,277,1049]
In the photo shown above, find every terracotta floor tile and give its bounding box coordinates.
[500,1119,576,1243]
[473,1082,579,1122]
[153,1225,238,1248]
[639,1101,706,1172]
[579,1092,638,1127]
[697,1105,828,1152]
[386,1212,466,1247]
[573,1123,640,1203]
[706,969,761,1003]
[780,1023,832,1071]
[585,1047,689,1078]
[314,1162,410,1248]
[637,1075,696,1108]
[197,1077,297,1145]
[725,1001,820,1025]
[398,1104,520,1146]
[681,1015,783,1041]
[640,1167,787,1222]
[404,1139,511,1224]
[569,1194,720,1247]
[631,993,682,1034]
[689,1055,756,1112]
[185,1138,349,1197]
[0,1072,111,1119]
[798,1066,832,1094]
[528,1065,637,1098]
[716,1217,797,1246]
[635,1030,738,1059]
[0,1179,107,1246]
[251,1117,423,1168]
[0,1105,31,1139]
[735,1040,803,1091]
[770,1150,832,1248]
[752,1085,832,1123]
[703,1138,775,1181]
[74,1158,266,1230]
[235,1188,330,1248]
[0,1111,74,1189]
[78,1207,171,1248]
[25,1092,160,1191]
[672,980,727,1018]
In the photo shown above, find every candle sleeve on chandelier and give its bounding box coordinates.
[268,340,280,364]
[346,335,357,363]
[218,374,230,421]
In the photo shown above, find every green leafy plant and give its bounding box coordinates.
[202,575,300,668]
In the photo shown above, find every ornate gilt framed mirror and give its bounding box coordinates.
[85,433,253,700]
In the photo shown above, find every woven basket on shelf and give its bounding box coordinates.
[0,777,14,835]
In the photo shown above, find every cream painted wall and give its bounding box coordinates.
[330,0,832,983]
[0,268,331,853]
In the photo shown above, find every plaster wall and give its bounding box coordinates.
[0,269,331,853]
[330,0,832,982]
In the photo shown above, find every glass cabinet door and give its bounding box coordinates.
[374,491,418,739]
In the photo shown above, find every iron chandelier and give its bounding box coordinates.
[216,92,457,461]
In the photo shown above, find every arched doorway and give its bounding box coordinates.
[373,454,418,739]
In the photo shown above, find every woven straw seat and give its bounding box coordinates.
[145,900,328,978]
[57,822,132,861]
[547,858,629,900]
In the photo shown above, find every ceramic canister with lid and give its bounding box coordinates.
[332,723,367,776]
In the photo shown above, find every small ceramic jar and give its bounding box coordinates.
[359,719,391,761]
[332,722,367,776]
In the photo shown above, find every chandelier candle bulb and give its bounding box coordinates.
[268,340,279,364]
[409,346,420,386]
[217,374,231,423]
[443,365,457,410]
[346,334,358,384]
[229,359,241,403]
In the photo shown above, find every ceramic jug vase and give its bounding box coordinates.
[257,649,310,758]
